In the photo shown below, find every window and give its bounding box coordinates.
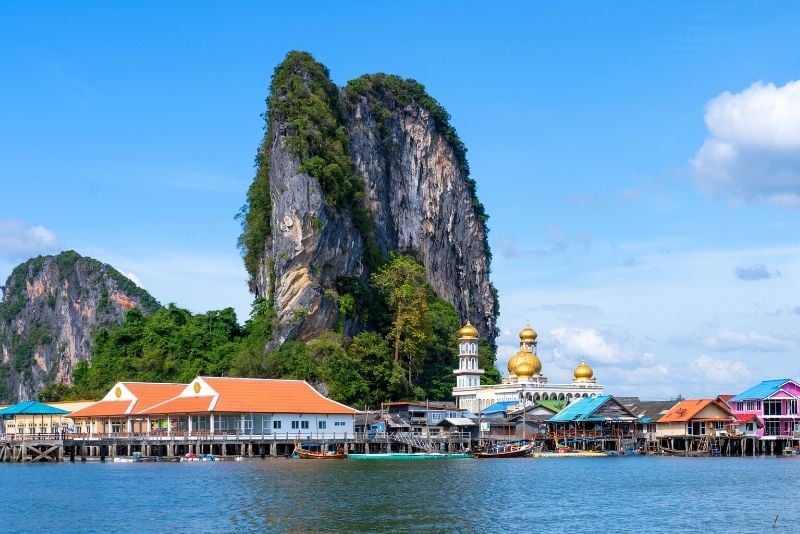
[273,420,282,430]
[788,399,798,415]
[318,421,326,430]
[764,400,782,416]
[334,421,345,427]
[291,420,299,429]
[765,420,780,436]
[301,421,309,429]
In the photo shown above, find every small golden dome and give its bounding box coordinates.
[510,346,541,379]
[519,324,538,342]
[573,360,594,381]
[458,321,479,339]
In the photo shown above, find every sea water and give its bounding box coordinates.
[3,456,799,533]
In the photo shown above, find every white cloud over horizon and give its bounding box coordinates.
[549,327,631,364]
[0,219,57,260]
[691,328,798,352]
[692,80,800,207]
[689,355,750,385]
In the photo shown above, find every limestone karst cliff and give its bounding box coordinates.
[239,51,498,349]
[0,251,160,401]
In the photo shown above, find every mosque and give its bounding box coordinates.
[452,321,604,413]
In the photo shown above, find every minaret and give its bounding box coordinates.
[453,321,484,389]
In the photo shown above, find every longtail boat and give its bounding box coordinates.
[294,447,346,459]
[472,441,538,458]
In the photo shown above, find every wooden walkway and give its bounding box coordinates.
[0,431,472,462]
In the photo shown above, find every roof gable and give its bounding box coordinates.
[70,382,188,418]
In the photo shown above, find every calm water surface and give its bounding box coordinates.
[3,456,800,533]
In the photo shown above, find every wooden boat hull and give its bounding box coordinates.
[659,448,709,457]
[295,448,346,459]
[472,443,538,458]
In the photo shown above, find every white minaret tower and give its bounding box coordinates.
[453,321,484,389]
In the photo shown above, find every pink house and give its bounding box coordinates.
[729,379,800,438]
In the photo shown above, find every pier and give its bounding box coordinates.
[0,430,472,462]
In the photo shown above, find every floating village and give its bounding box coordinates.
[1,321,798,463]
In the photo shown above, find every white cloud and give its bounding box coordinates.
[85,249,253,323]
[690,355,750,384]
[691,80,800,207]
[693,329,798,352]
[121,271,144,288]
[549,327,628,364]
[0,219,57,260]
[704,81,800,150]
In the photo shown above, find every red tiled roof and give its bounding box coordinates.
[68,382,186,418]
[734,412,763,425]
[70,400,133,418]
[657,399,732,423]
[140,396,214,415]
[204,377,358,414]
[126,383,187,413]
[71,378,359,417]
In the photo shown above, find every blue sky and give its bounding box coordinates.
[2,2,799,398]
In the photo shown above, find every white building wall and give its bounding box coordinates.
[267,413,354,439]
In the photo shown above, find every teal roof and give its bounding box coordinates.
[0,401,70,417]
[549,395,612,423]
[730,379,793,402]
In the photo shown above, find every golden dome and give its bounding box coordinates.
[509,346,541,379]
[507,351,521,375]
[519,324,538,342]
[573,360,594,382]
[458,321,479,339]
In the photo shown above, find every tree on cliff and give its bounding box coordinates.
[371,254,430,386]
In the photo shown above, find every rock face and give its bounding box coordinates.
[347,86,496,345]
[242,52,497,348]
[0,251,160,401]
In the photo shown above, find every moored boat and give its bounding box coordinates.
[294,446,346,459]
[472,441,538,458]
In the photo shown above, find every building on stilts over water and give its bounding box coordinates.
[452,322,604,413]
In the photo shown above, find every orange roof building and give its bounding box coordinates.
[69,377,359,438]
[655,399,734,437]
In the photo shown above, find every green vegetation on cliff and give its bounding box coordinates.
[47,255,498,406]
